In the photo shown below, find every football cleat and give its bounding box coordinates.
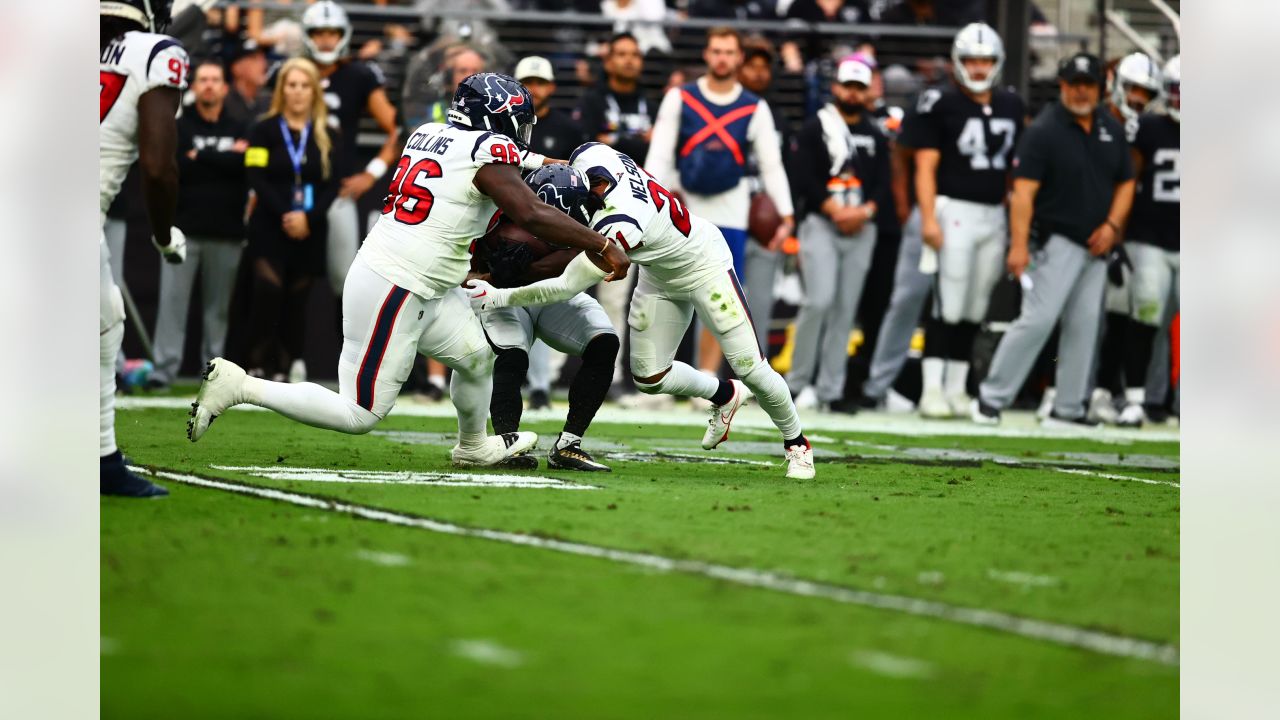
[1041,412,1100,429]
[969,398,1001,425]
[188,358,248,442]
[918,387,953,419]
[702,379,751,450]
[784,442,816,479]
[1035,387,1056,421]
[100,451,168,498]
[548,439,611,472]
[945,393,972,417]
[1087,388,1119,425]
[527,389,551,412]
[451,431,538,467]
[793,385,819,411]
[1116,403,1145,428]
[495,453,540,470]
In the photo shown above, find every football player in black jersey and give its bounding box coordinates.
[299,1,401,306]
[912,23,1025,418]
[1090,52,1164,424]
[1114,54,1180,426]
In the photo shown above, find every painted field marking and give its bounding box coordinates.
[1048,467,1180,488]
[210,465,600,490]
[138,467,1180,667]
[354,550,412,567]
[602,451,774,467]
[849,650,935,679]
[450,639,524,668]
[987,569,1060,588]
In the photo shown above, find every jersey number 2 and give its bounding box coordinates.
[646,179,691,237]
[1151,148,1180,203]
[382,155,443,225]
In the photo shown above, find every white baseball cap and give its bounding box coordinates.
[514,56,555,83]
[836,58,873,87]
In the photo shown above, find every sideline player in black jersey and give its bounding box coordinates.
[1090,52,1164,424]
[299,1,401,303]
[1114,54,1180,426]
[911,22,1025,419]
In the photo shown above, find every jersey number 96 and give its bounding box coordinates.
[382,155,443,225]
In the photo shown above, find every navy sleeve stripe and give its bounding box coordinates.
[569,142,603,163]
[592,213,641,234]
[470,131,497,161]
[146,38,184,77]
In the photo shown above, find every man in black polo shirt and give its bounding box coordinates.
[971,53,1135,426]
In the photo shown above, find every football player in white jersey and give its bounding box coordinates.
[188,74,631,468]
[467,144,815,479]
[100,0,190,496]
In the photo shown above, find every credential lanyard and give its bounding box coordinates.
[279,117,311,210]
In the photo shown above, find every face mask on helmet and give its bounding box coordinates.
[951,23,1004,94]
[524,165,601,233]
[1111,53,1162,122]
[100,0,173,33]
[301,1,352,65]
[1163,55,1181,122]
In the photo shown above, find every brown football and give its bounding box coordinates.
[748,192,782,245]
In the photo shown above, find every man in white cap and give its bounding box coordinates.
[785,56,890,412]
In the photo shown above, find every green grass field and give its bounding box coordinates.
[102,395,1179,718]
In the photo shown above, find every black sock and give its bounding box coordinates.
[490,348,528,435]
[565,334,619,437]
[923,316,948,360]
[1124,321,1158,388]
[784,434,809,450]
[709,378,735,406]
[951,321,979,362]
[1098,312,1130,394]
[100,450,123,466]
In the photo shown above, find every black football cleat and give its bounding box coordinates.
[528,389,551,411]
[100,451,168,498]
[548,440,611,472]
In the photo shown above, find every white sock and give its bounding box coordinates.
[244,377,378,434]
[100,322,124,456]
[741,360,802,440]
[449,361,492,447]
[556,432,582,450]
[428,373,446,391]
[922,357,945,394]
[1124,387,1145,406]
[646,361,720,399]
[944,361,970,398]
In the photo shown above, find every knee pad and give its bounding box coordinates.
[581,333,620,367]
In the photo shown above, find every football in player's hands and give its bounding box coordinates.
[464,279,506,312]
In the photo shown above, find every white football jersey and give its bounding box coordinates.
[570,142,732,291]
[359,123,526,300]
[99,30,189,218]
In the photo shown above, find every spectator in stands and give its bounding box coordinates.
[687,0,779,20]
[150,60,251,390]
[647,26,795,382]
[875,0,975,25]
[738,34,794,355]
[577,32,656,165]
[243,58,339,382]
[600,0,672,55]
[402,44,487,133]
[786,57,888,413]
[225,38,270,124]
[782,0,872,73]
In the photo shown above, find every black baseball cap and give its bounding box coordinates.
[1059,52,1104,85]
[229,37,264,63]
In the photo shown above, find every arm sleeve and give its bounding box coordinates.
[749,100,795,216]
[644,88,684,191]
[795,120,831,216]
[1012,124,1049,182]
[244,121,290,217]
[502,252,608,308]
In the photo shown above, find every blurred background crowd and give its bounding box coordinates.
[106,0,1180,426]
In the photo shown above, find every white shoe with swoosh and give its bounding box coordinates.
[702,379,751,450]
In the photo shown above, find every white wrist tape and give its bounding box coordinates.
[520,151,547,171]
[365,157,388,178]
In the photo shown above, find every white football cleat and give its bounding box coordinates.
[1036,387,1056,421]
[918,387,952,419]
[793,385,819,411]
[702,379,752,450]
[784,443,816,479]
[946,392,972,418]
[451,431,538,467]
[187,358,248,442]
[1116,402,1145,427]
[1087,388,1119,425]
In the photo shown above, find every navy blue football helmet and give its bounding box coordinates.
[448,73,538,150]
[100,0,174,33]
[525,164,604,233]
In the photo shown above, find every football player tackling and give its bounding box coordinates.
[468,145,815,479]
[189,74,630,467]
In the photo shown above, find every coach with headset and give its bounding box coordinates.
[971,53,1136,426]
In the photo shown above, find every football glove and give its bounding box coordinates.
[1106,246,1132,287]
[464,279,509,313]
[153,226,187,264]
[485,239,534,288]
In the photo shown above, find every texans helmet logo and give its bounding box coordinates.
[482,74,527,115]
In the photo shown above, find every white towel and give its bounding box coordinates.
[816,103,855,178]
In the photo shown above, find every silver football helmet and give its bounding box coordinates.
[301,0,352,66]
[951,23,1005,94]
[1110,52,1163,122]
[1163,54,1180,123]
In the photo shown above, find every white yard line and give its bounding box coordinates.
[209,465,600,490]
[450,639,524,668]
[849,650,935,679]
[118,396,1180,442]
[138,467,1179,667]
[1048,467,1181,488]
[987,569,1060,588]
[353,550,412,567]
